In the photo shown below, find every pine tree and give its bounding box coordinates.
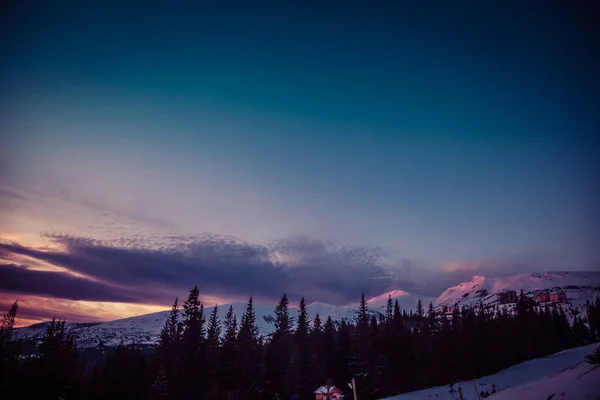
[158,298,180,347]
[386,295,394,322]
[296,297,309,344]
[416,299,424,319]
[150,367,168,400]
[266,294,296,398]
[352,294,372,397]
[0,300,18,347]
[312,313,322,335]
[183,286,205,343]
[0,301,19,399]
[296,297,311,400]
[274,293,293,337]
[238,297,259,345]
[154,298,181,400]
[284,348,301,398]
[223,305,238,346]
[237,297,260,395]
[306,351,322,399]
[322,316,336,380]
[220,305,238,393]
[206,304,222,388]
[586,298,600,341]
[180,286,206,397]
[28,317,80,399]
[427,302,439,335]
[357,293,370,330]
[156,298,180,364]
[206,305,221,349]
[101,343,149,400]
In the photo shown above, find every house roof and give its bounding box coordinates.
[314,386,342,394]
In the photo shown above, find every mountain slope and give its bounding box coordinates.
[380,343,600,400]
[434,271,600,318]
[14,290,431,348]
[490,360,600,400]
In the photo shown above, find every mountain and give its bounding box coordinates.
[434,271,600,318]
[14,289,432,348]
[14,271,600,349]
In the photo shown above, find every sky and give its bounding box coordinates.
[1,1,599,326]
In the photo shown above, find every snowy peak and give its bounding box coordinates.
[434,271,600,310]
[367,289,411,304]
[435,275,488,306]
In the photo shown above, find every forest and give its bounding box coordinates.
[1,287,599,400]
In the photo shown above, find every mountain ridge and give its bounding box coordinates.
[14,271,600,348]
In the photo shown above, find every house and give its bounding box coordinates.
[314,385,344,400]
[534,291,551,303]
[497,290,517,305]
[442,305,456,315]
[550,292,567,304]
[534,291,567,304]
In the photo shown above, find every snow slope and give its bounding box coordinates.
[490,361,600,400]
[14,290,432,348]
[380,343,600,400]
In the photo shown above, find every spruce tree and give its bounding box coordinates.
[183,286,205,343]
[150,367,168,400]
[312,313,322,335]
[352,294,372,397]
[266,294,296,397]
[206,304,221,387]
[274,293,293,337]
[206,305,221,349]
[29,318,80,399]
[416,299,424,319]
[357,293,370,330]
[0,301,19,399]
[296,297,311,400]
[156,298,180,364]
[296,297,309,344]
[237,297,260,395]
[101,343,149,400]
[427,302,439,335]
[220,305,238,392]
[284,349,301,398]
[0,300,18,347]
[238,297,259,345]
[223,305,238,346]
[181,286,206,397]
[386,295,394,322]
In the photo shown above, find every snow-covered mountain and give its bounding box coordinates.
[434,271,600,317]
[14,271,600,349]
[14,289,431,348]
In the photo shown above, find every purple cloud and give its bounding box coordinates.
[0,234,413,305]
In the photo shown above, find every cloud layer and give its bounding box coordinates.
[0,234,413,312]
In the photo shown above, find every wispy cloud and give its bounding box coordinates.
[0,263,144,303]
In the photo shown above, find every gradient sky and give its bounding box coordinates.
[1,1,599,325]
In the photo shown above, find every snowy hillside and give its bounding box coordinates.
[14,290,431,348]
[435,271,600,317]
[380,343,600,400]
[490,361,600,400]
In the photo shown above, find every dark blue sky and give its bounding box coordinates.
[0,1,598,320]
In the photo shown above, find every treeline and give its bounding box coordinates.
[1,290,600,400]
